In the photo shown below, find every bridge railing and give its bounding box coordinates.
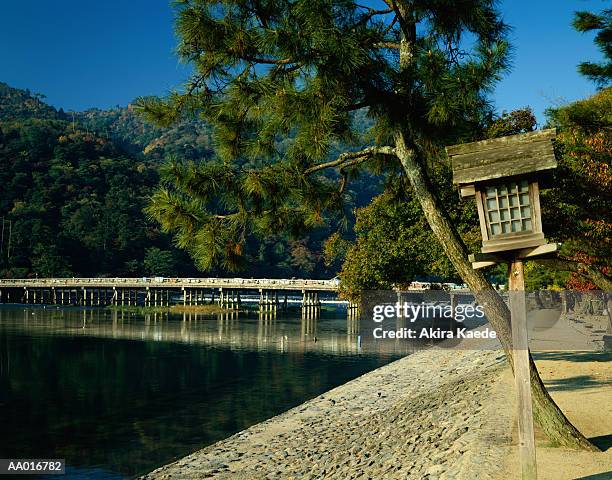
[0,277,341,290]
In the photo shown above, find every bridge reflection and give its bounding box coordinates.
[0,307,422,357]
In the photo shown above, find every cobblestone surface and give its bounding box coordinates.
[141,347,515,480]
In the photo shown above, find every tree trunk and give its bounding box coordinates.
[394,130,598,451]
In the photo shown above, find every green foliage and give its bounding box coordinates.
[543,88,611,276]
[0,82,63,121]
[138,0,510,275]
[31,244,72,277]
[75,105,216,160]
[144,155,348,271]
[143,247,178,276]
[336,162,481,300]
[323,232,352,268]
[0,85,194,278]
[523,263,568,291]
[485,107,536,138]
[0,82,348,279]
[572,9,611,88]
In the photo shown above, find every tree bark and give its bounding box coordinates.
[393,130,598,451]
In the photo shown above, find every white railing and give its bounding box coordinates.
[0,277,341,291]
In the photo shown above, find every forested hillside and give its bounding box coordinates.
[75,104,216,161]
[0,82,63,121]
[0,84,187,277]
[0,82,368,278]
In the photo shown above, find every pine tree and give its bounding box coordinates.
[573,9,611,88]
[138,0,599,449]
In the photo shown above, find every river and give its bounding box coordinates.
[0,305,413,479]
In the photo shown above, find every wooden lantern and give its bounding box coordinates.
[447,129,559,480]
[446,129,557,254]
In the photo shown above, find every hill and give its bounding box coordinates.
[75,105,216,161]
[0,82,371,278]
[0,84,200,277]
[0,82,64,122]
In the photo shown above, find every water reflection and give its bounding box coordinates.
[0,307,418,357]
[0,306,407,479]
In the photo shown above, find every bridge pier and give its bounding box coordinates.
[232,290,241,310]
[183,287,217,307]
[301,290,321,320]
[259,289,278,315]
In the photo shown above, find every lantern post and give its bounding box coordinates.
[447,128,559,480]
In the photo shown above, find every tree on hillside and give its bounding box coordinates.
[138,0,603,449]
[572,8,611,88]
[144,247,178,276]
[330,163,477,299]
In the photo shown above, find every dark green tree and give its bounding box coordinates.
[31,243,72,277]
[143,247,178,276]
[139,0,597,449]
[573,9,611,88]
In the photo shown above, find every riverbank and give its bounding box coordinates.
[142,346,516,479]
[141,340,611,479]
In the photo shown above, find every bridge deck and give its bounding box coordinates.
[0,277,340,292]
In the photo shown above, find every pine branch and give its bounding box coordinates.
[304,146,396,174]
[374,41,401,49]
[243,55,294,65]
[355,6,394,26]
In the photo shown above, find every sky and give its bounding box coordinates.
[0,0,606,125]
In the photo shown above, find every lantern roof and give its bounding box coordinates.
[446,128,557,187]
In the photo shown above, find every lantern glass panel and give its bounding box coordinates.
[483,180,534,237]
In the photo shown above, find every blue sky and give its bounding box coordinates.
[0,0,605,124]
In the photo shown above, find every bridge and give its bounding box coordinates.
[0,277,356,315]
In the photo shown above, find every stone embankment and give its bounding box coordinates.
[142,345,515,480]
